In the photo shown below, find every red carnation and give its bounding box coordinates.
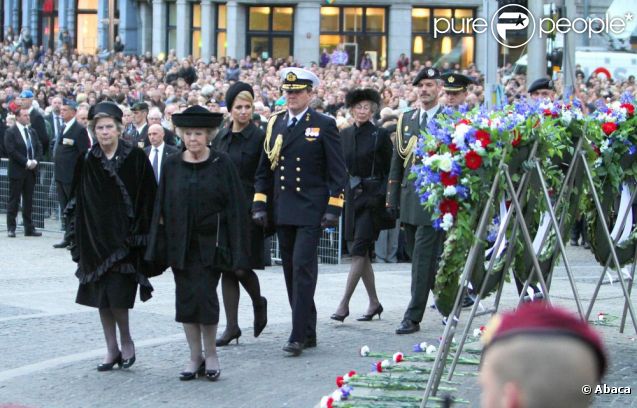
[439,199,459,217]
[621,103,635,116]
[336,376,344,388]
[601,122,618,136]
[511,129,522,147]
[457,118,471,126]
[428,150,436,156]
[543,109,552,117]
[592,144,601,156]
[375,361,383,373]
[465,150,482,170]
[348,370,357,377]
[475,130,492,147]
[326,397,334,408]
[440,172,458,187]
[394,353,404,363]
[448,143,459,153]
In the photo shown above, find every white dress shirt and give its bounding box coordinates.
[287,107,309,127]
[419,104,440,128]
[149,142,165,178]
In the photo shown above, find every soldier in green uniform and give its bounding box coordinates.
[387,68,444,335]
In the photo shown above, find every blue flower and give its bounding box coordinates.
[433,218,443,230]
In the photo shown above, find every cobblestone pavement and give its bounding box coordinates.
[0,232,635,407]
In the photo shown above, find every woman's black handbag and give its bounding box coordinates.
[213,213,233,272]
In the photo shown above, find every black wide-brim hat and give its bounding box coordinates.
[225,82,254,110]
[89,101,123,122]
[528,77,555,94]
[345,88,381,108]
[172,105,224,128]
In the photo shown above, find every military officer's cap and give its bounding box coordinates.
[441,73,474,92]
[131,101,149,112]
[280,67,320,91]
[225,81,254,110]
[412,67,440,86]
[90,101,123,122]
[482,302,607,379]
[528,77,555,94]
[172,105,224,129]
[345,88,381,108]
[63,99,78,110]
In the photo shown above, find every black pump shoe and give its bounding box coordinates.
[121,354,136,369]
[254,296,268,337]
[206,369,221,381]
[179,361,205,381]
[357,304,384,321]
[97,353,122,371]
[330,312,349,322]
[216,328,241,347]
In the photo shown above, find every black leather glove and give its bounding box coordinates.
[320,213,339,228]
[252,211,268,227]
[386,206,400,220]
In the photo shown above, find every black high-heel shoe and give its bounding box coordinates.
[179,361,205,381]
[121,354,136,369]
[330,312,349,322]
[357,304,384,321]
[206,369,221,382]
[254,296,268,338]
[216,328,242,347]
[97,352,122,371]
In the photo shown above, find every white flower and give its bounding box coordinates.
[473,328,483,338]
[598,313,606,321]
[436,153,453,172]
[331,390,343,402]
[359,345,370,357]
[600,139,610,153]
[479,118,490,128]
[441,213,454,231]
[443,186,457,197]
[381,359,391,368]
[594,158,603,168]
[453,123,470,147]
[561,110,572,126]
[489,118,501,130]
[420,341,428,350]
[392,352,404,363]
[425,345,437,354]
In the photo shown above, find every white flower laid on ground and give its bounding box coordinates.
[359,345,370,357]
[598,312,606,322]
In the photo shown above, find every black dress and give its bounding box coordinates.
[147,150,250,324]
[213,123,266,270]
[70,142,157,309]
[340,122,393,256]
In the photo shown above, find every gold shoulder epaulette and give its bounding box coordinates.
[396,110,418,168]
[264,111,285,170]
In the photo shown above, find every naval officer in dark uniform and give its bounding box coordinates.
[387,67,445,335]
[252,68,347,356]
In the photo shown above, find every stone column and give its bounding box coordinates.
[29,0,38,42]
[67,0,76,46]
[97,0,108,51]
[139,0,152,54]
[4,0,14,38]
[175,0,190,59]
[388,4,412,70]
[57,0,67,48]
[152,0,167,56]
[200,0,215,61]
[12,0,20,32]
[117,0,138,54]
[21,0,31,34]
[225,1,245,59]
[293,3,320,66]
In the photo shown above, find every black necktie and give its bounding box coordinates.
[25,128,34,160]
[152,148,159,182]
[288,117,297,132]
[420,112,428,130]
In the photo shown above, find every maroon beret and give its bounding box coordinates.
[483,302,607,378]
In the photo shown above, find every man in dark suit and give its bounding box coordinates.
[52,101,91,248]
[143,124,179,184]
[145,107,177,147]
[253,68,348,356]
[45,96,65,159]
[386,67,444,334]
[129,102,149,149]
[20,90,49,158]
[5,107,43,237]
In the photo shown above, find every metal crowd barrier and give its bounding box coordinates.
[0,158,342,264]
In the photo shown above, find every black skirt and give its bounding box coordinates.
[76,267,138,309]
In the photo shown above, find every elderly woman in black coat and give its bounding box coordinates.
[212,82,268,347]
[68,102,157,371]
[146,106,249,381]
[330,89,393,322]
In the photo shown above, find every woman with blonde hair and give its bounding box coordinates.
[212,81,268,346]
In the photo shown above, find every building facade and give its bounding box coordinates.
[2,0,631,70]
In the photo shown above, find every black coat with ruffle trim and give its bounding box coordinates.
[66,140,157,301]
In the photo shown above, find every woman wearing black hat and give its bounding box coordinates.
[212,82,268,347]
[67,101,157,371]
[330,89,393,322]
[146,105,250,381]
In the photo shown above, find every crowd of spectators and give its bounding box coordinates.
[1,38,635,157]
